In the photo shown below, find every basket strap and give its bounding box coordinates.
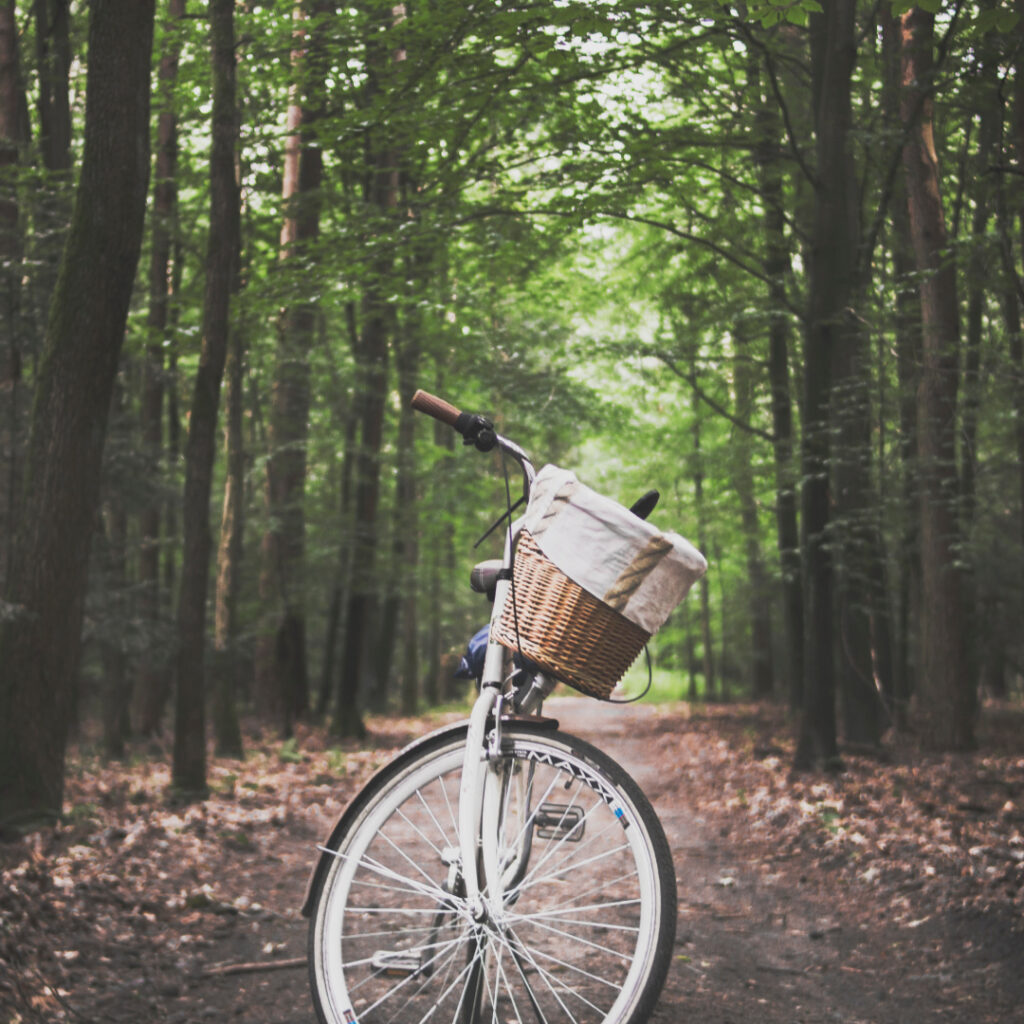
[601,535,674,613]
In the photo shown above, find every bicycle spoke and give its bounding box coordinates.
[342,930,468,974]
[537,868,641,914]
[506,912,635,962]
[507,795,619,901]
[497,924,587,1024]
[509,838,634,902]
[356,933,475,1018]
[517,903,642,933]
[312,729,673,1024]
[492,942,528,1024]
[318,845,461,913]
[416,780,459,851]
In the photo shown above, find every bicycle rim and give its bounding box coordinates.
[309,725,675,1024]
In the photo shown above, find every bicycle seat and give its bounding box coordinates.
[470,559,503,599]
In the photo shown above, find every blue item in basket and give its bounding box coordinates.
[455,622,543,684]
[455,624,490,681]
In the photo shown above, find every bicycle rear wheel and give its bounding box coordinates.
[308,722,676,1024]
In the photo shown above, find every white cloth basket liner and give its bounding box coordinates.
[520,465,708,635]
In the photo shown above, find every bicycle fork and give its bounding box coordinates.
[458,683,506,923]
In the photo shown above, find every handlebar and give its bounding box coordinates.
[411,389,462,427]
[411,387,537,493]
[411,388,498,452]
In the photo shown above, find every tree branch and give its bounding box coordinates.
[655,350,777,444]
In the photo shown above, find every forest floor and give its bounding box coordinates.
[2,696,1023,1024]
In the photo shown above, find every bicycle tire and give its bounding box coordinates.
[308,721,676,1024]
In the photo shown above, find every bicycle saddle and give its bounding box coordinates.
[470,559,503,600]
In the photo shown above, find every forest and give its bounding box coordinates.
[0,0,1023,824]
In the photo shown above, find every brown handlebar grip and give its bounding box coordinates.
[411,389,462,427]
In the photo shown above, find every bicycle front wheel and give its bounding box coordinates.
[308,722,676,1024]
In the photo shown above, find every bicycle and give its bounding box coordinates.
[303,389,707,1024]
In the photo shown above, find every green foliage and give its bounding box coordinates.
[5,0,1020,748]
[739,0,823,28]
[278,738,304,764]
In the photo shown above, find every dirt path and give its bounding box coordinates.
[552,697,1023,1024]
[23,699,1022,1024]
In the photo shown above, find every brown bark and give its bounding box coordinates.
[34,0,71,174]
[137,0,186,738]
[395,284,423,715]
[213,319,245,758]
[754,88,803,710]
[173,0,240,795]
[880,4,920,730]
[373,274,424,714]
[318,392,357,717]
[1010,5,1024,559]
[255,2,330,730]
[0,0,155,826]
[100,485,130,760]
[961,97,998,696]
[747,26,806,711]
[732,326,774,700]
[333,309,388,737]
[794,1,857,772]
[29,0,73,355]
[899,8,973,751]
[690,374,715,700]
[332,8,400,737]
[0,0,26,591]
[831,335,888,748]
[424,367,455,707]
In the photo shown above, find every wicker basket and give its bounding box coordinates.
[493,531,649,699]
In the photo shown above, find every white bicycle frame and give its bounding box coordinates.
[456,433,554,922]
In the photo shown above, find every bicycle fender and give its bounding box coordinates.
[300,714,559,917]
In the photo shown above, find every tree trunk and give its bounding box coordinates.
[100,488,130,760]
[0,0,26,593]
[332,9,400,737]
[794,2,857,772]
[173,0,240,796]
[137,0,185,738]
[333,309,388,737]
[424,368,455,707]
[690,388,715,701]
[0,0,155,828]
[213,317,245,758]
[28,0,73,355]
[880,4,920,731]
[732,323,774,700]
[899,8,973,751]
[395,277,423,716]
[318,393,357,717]
[373,282,424,715]
[753,60,804,711]
[34,0,71,174]
[831,324,888,747]
[961,100,997,696]
[1009,7,1024,566]
[255,2,330,730]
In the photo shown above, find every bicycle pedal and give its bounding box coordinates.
[534,803,585,841]
[371,950,424,976]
